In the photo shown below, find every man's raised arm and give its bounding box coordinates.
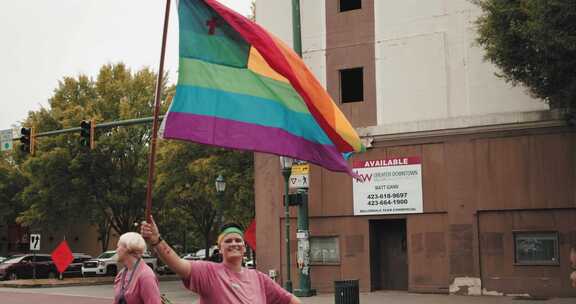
[141,217,191,279]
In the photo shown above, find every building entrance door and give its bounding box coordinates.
[370,219,408,290]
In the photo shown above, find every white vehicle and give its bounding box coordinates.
[82,250,157,276]
[194,246,217,260]
[180,253,196,260]
[142,253,158,272]
[82,251,119,276]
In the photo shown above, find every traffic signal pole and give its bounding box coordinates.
[12,115,165,141]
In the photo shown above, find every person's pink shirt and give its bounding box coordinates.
[183,261,292,304]
[113,260,161,304]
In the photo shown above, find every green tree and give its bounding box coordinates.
[155,141,254,259]
[16,63,173,250]
[475,0,576,113]
[0,156,27,229]
[8,62,255,254]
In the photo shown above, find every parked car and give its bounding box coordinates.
[0,254,57,280]
[156,260,175,275]
[82,250,157,277]
[59,253,92,278]
[180,253,196,261]
[142,252,158,272]
[82,250,119,277]
[0,256,7,264]
[156,252,194,275]
[194,246,217,260]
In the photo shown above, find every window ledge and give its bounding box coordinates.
[513,263,560,267]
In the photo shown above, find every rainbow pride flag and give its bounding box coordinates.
[162,0,364,174]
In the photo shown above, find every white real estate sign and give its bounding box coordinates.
[352,157,423,216]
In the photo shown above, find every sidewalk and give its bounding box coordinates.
[0,274,180,288]
[299,291,575,304]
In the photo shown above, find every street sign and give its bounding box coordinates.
[289,174,309,189]
[30,234,41,251]
[0,129,13,151]
[51,240,74,274]
[291,163,309,175]
[290,163,310,189]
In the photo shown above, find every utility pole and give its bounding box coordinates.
[291,0,316,297]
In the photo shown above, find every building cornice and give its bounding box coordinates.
[356,110,570,144]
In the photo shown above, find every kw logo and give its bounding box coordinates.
[354,172,372,183]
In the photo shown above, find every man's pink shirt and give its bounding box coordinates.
[183,261,292,304]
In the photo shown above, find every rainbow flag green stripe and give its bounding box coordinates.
[178,57,308,114]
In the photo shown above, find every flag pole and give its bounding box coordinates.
[145,0,171,223]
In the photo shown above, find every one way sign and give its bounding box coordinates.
[30,234,41,251]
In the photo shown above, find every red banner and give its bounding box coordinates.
[244,219,256,251]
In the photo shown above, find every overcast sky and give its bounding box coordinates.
[0,0,252,130]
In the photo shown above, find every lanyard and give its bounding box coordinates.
[121,258,141,295]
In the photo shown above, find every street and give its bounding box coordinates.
[0,281,574,304]
[0,281,196,304]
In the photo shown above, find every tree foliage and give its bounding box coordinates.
[1,62,255,254]
[475,0,576,111]
[0,157,27,226]
[13,63,173,247]
[155,141,254,257]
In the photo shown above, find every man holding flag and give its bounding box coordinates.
[141,218,301,304]
[141,0,364,301]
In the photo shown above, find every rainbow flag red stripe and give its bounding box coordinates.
[162,0,364,173]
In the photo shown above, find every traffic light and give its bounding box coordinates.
[79,120,95,149]
[19,127,35,154]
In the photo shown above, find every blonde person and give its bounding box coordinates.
[141,218,301,304]
[113,232,161,304]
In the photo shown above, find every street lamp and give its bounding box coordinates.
[280,156,293,292]
[215,174,226,193]
[215,175,226,230]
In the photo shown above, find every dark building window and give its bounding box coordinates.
[340,0,362,12]
[310,237,340,264]
[340,67,364,103]
[514,232,559,265]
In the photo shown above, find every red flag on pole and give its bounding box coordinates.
[244,219,256,250]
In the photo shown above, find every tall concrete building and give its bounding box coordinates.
[254,0,575,297]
